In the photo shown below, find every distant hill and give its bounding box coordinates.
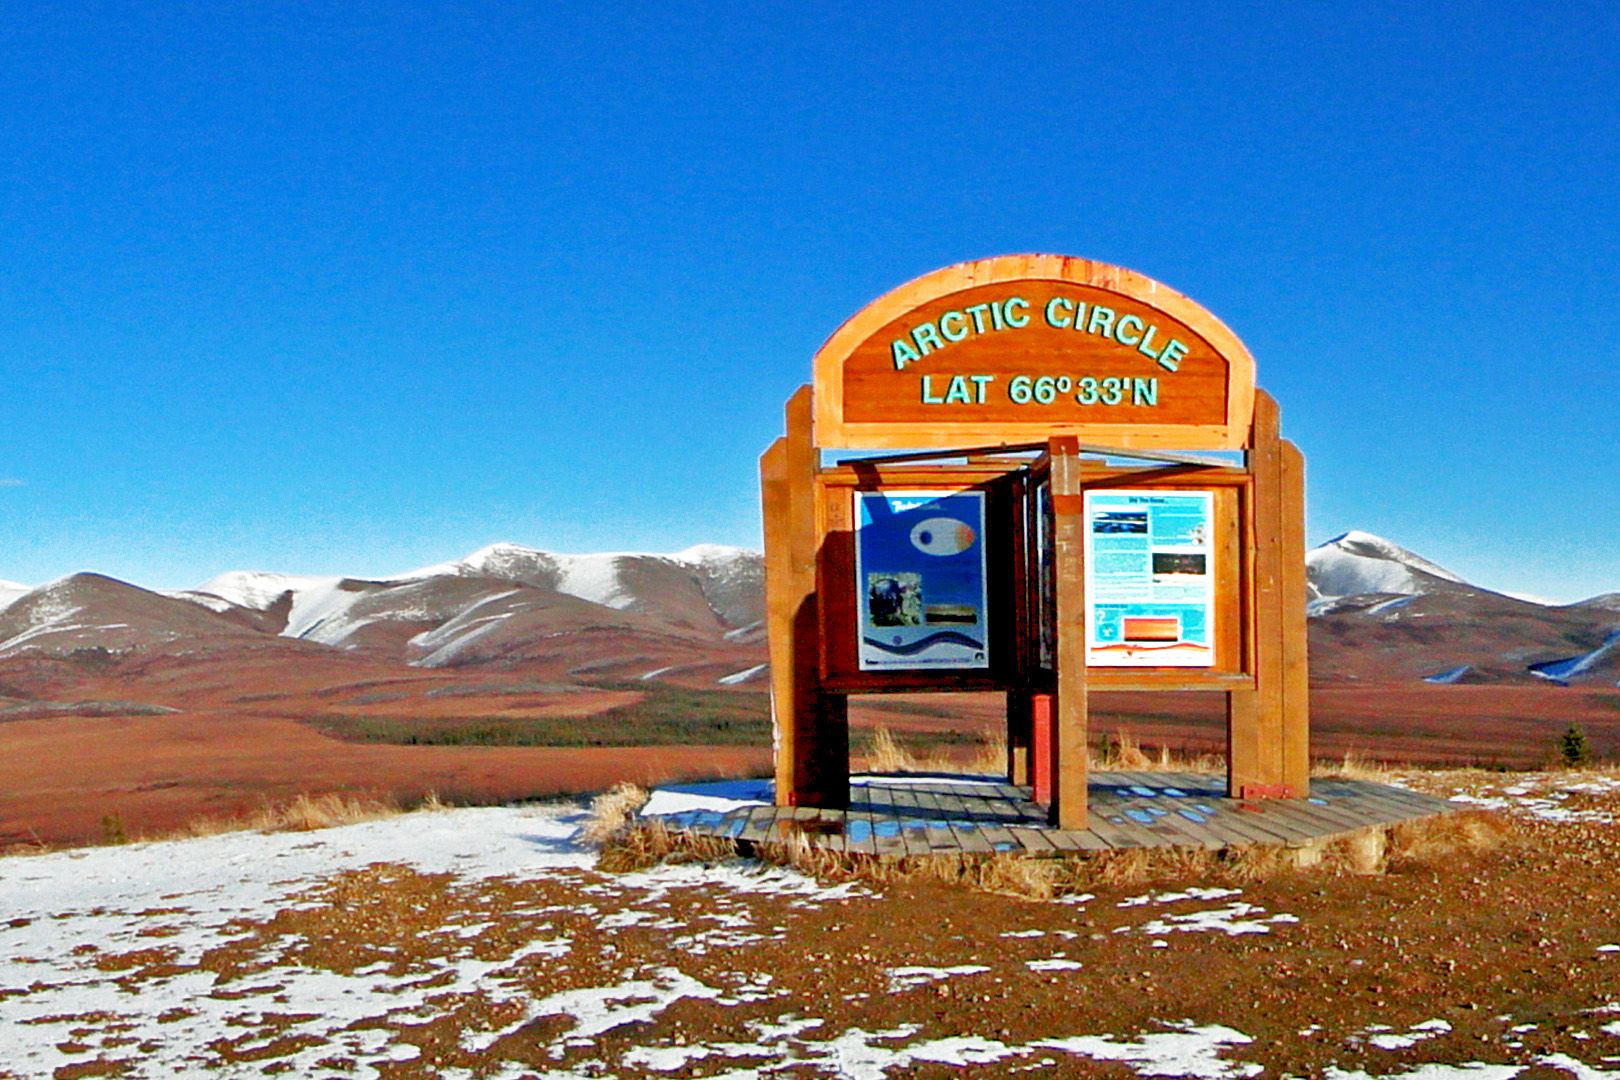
[0,534,1613,687]
[1303,532,1620,686]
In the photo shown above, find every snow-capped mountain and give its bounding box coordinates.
[0,573,264,660]
[1306,530,1467,608]
[0,535,1612,685]
[0,579,30,613]
[1304,532,1620,685]
[393,542,762,629]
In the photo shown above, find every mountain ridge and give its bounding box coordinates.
[0,534,1614,686]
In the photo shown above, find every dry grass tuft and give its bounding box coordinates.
[262,792,399,832]
[598,818,1448,899]
[596,819,737,873]
[863,727,913,773]
[159,791,408,841]
[1313,751,1399,782]
[1089,730,1224,774]
[861,726,1008,776]
[581,782,650,848]
[1387,810,1514,867]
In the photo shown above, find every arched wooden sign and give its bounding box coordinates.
[766,252,1307,832]
[814,254,1257,450]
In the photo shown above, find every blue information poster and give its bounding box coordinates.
[1083,489,1215,667]
[855,490,989,670]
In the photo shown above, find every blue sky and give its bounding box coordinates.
[2,2,1616,602]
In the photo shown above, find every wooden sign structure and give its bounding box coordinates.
[761,255,1308,829]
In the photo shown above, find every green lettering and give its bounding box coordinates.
[964,303,990,333]
[1114,314,1145,346]
[1158,338,1188,371]
[892,338,921,369]
[1070,301,1088,330]
[1004,296,1030,328]
[938,310,968,342]
[1044,297,1073,328]
[969,374,994,403]
[1136,325,1162,361]
[920,374,945,403]
[1132,377,1158,406]
[1086,305,1116,337]
[944,374,973,403]
[912,322,945,355]
[989,302,1006,331]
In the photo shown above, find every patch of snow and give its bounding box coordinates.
[1134,902,1298,936]
[1039,1021,1262,1078]
[1027,958,1084,972]
[1323,1065,1523,1079]
[723,620,764,640]
[1361,1018,1452,1050]
[718,662,768,685]
[1120,887,1242,908]
[1424,665,1473,684]
[886,964,991,992]
[640,780,773,818]
[193,570,332,612]
[1367,595,1417,617]
[1530,629,1620,684]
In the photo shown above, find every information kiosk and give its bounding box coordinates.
[760,255,1308,829]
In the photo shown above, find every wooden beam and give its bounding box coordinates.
[760,436,795,806]
[1048,436,1088,830]
[1229,390,1285,797]
[785,385,848,808]
[1280,438,1311,795]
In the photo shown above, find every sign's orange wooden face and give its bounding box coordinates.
[843,281,1226,428]
[811,255,1257,450]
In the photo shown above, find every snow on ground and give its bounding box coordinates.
[718,662,768,685]
[1445,772,1620,824]
[0,802,854,1078]
[8,772,1620,1077]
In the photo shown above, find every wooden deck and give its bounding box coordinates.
[642,771,1456,857]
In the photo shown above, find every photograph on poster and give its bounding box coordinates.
[1083,489,1215,667]
[855,490,989,670]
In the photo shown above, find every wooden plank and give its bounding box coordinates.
[1049,437,1089,830]
[1043,828,1083,852]
[1009,827,1056,853]
[1280,438,1311,796]
[948,818,997,854]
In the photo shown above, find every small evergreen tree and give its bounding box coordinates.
[1560,724,1593,768]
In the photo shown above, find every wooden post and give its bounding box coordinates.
[1280,439,1311,795]
[1007,689,1032,785]
[760,436,796,804]
[1030,692,1054,804]
[1048,436,1088,830]
[764,385,846,808]
[1229,390,1288,798]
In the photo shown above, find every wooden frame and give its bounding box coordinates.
[765,255,1308,823]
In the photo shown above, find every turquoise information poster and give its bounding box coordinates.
[1083,490,1215,667]
[855,490,989,671]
